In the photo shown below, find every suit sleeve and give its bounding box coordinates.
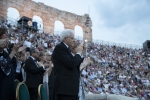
[25,59,45,74]
[52,45,83,70]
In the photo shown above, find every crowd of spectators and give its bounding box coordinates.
[0,20,150,100]
[82,43,150,99]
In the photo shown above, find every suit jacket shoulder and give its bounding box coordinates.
[25,57,45,74]
[52,42,82,70]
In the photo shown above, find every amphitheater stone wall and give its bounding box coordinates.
[0,0,92,41]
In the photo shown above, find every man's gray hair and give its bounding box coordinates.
[60,29,74,41]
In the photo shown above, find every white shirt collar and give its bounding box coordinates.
[71,52,75,56]
[63,42,76,56]
[63,42,69,48]
[30,56,35,60]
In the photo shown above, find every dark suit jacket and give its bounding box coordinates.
[0,50,15,100]
[25,57,45,88]
[52,42,83,97]
[6,48,17,79]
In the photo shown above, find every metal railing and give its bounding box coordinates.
[54,31,142,49]
[92,39,142,49]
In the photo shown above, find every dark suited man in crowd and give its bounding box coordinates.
[52,29,84,100]
[25,48,46,100]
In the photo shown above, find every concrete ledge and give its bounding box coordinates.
[85,94,139,100]
[107,94,139,100]
[85,94,107,100]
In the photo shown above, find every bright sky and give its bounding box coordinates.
[7,0,150,46]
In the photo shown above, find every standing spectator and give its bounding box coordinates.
[52,29,84,100]
[25,48,46,100]
[45,52,55,100]
[0,27,21,100]
[39,51,51,100]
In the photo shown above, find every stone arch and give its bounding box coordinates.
[32,15,43,32]
[74,25,83,40]
[7,7,20,25]
[7,7,20,19]
[54,20,65,35]
[0,0,92,40]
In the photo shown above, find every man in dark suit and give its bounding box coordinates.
[52,29,84,100]
[25,48,46,100]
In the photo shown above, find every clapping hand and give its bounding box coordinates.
[47,61,54,68]
[37,62,44,67]
[44,64,50,68]
[76,42,84,54]
[18,45,27,52]
[80,57,91,71]
[9,40,23,59]
[12,41,23,53]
